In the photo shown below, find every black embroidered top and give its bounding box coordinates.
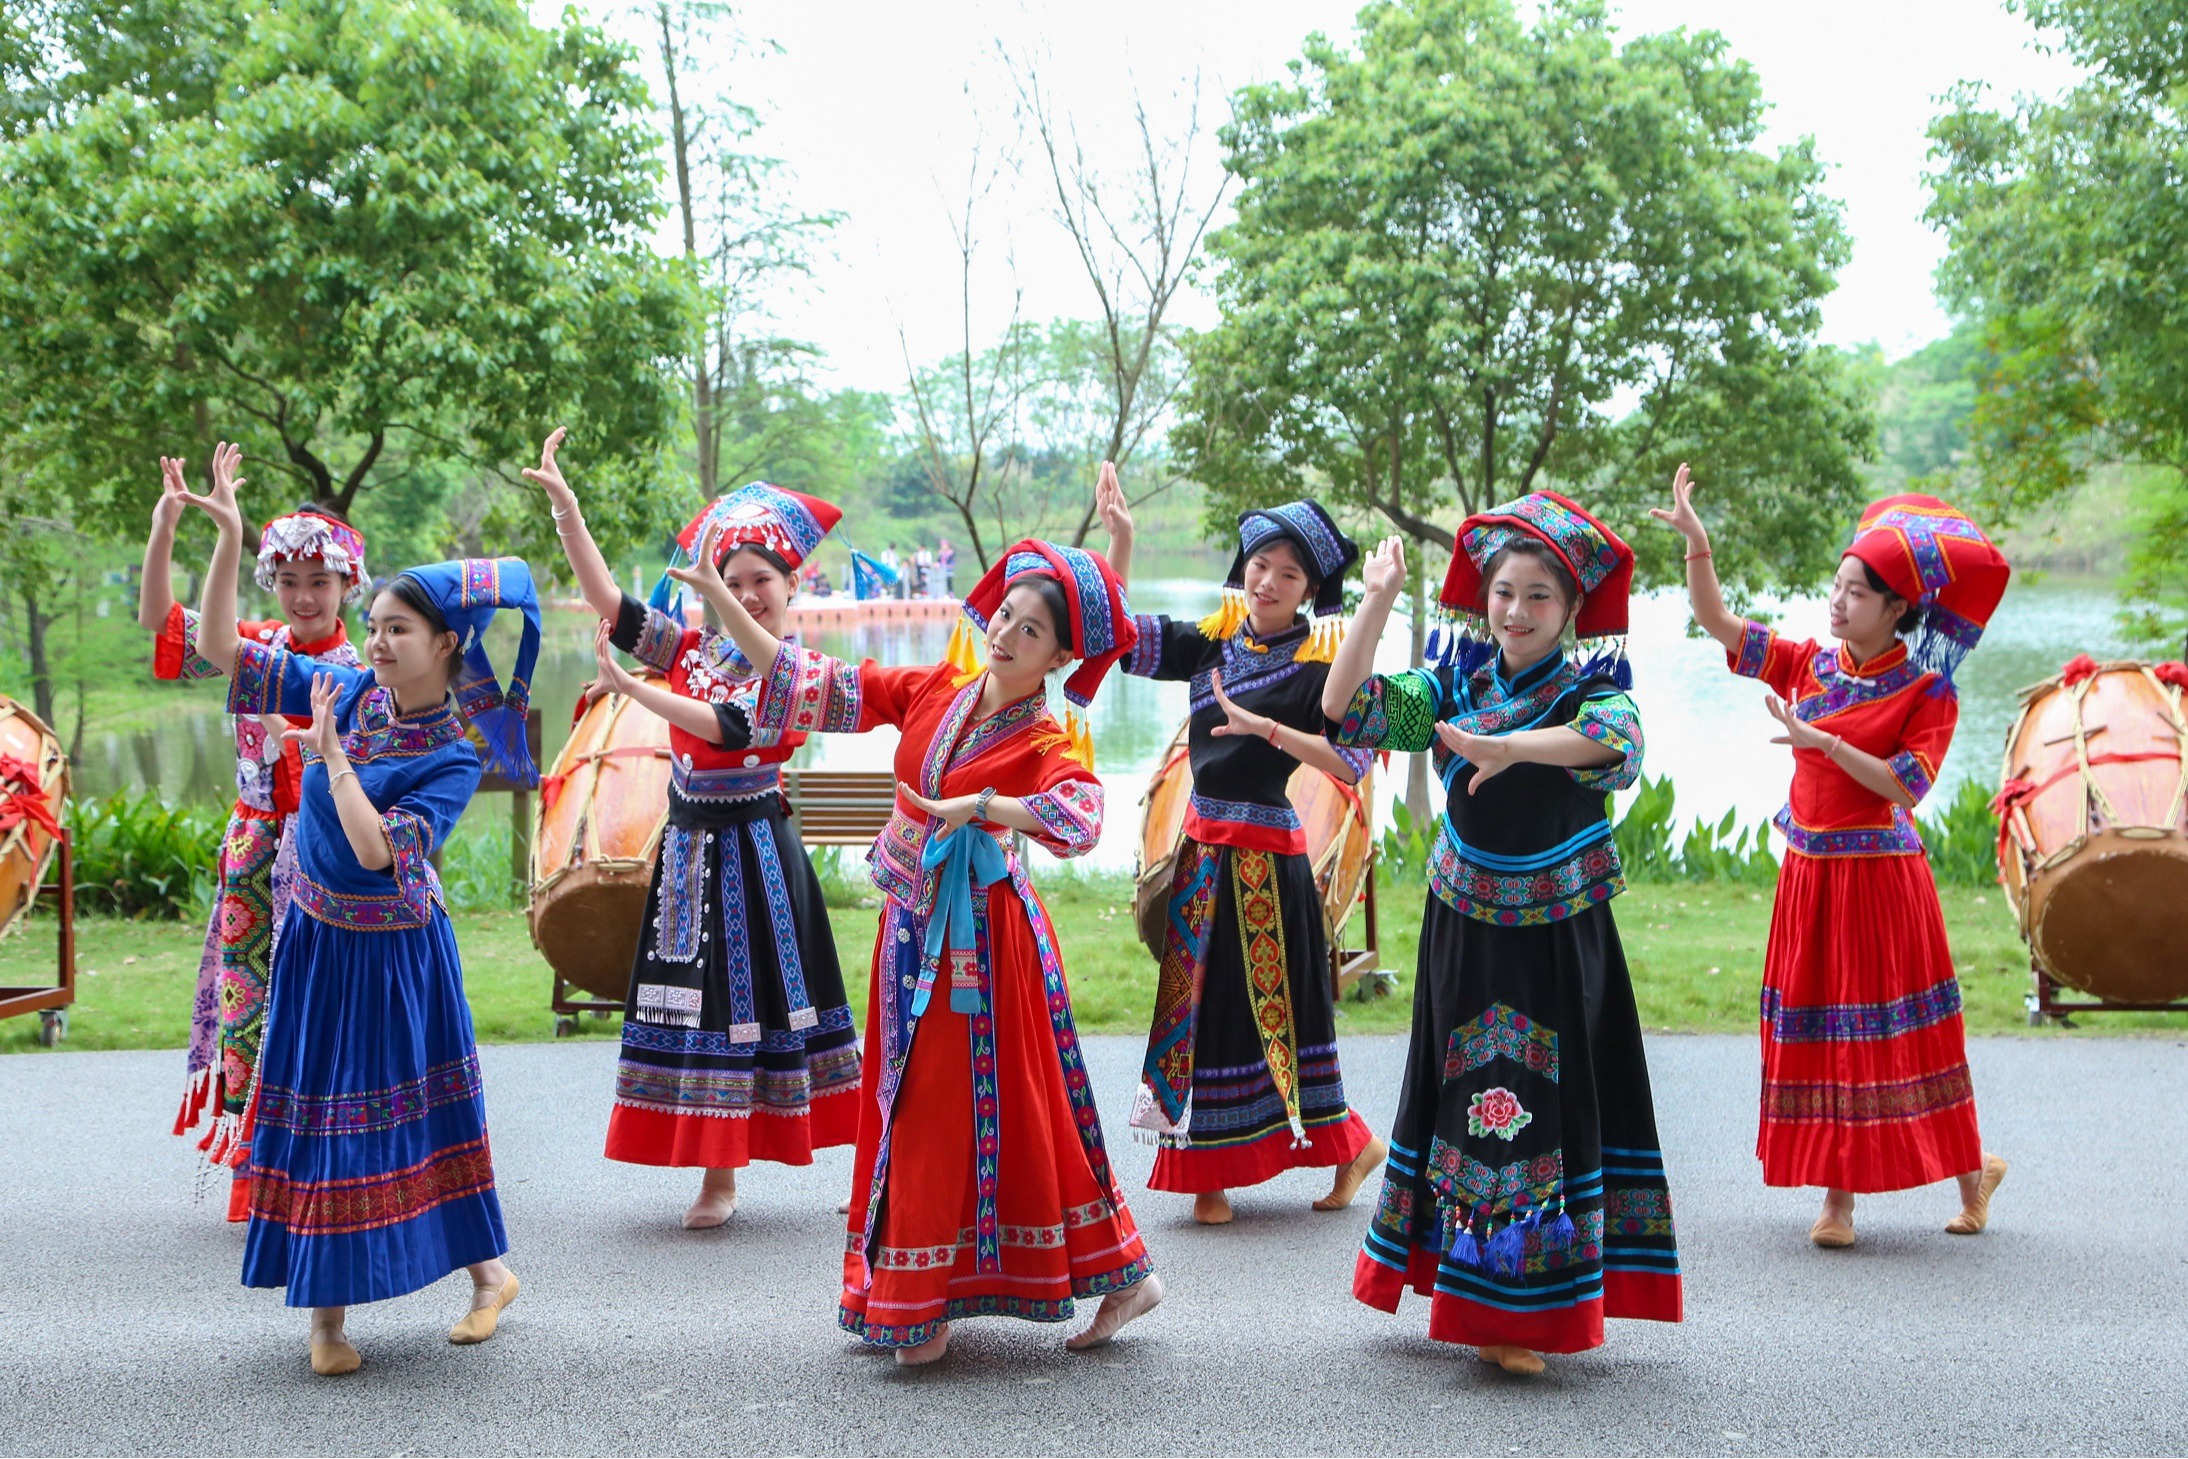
[1330,651,1643,925]
[610,592,794,828]
[1124,614,1372,854]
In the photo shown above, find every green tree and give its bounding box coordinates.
[1182,0,1871,603]
[1928,0,2188,646]
[0,0,693,562]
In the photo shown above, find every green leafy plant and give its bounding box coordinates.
[63,792,223,920]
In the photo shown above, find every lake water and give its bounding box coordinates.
[83,576,2132,875]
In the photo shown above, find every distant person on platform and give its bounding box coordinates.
[938,536,957,598]
[915,547,935,598]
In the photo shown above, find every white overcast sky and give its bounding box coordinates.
[556,0,2085,393]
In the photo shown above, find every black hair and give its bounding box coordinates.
[1017,574,1076,654]
[1480,538,1579,613]
[1248,535,1323,596]
[1859,561,1924,635]
[296,500,349,523]
[720,541,793,577]
[380,573,464,681]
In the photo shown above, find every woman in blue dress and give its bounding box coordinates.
[180,448,538,1377]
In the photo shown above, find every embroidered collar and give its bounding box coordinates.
[1796,644,1926,721]
[1833,639,1908,681]
[1446,651,1585,740]
[1483,647,1568,704]
[919,678,1049,795]
[1231,620,1307,658]
[286,621,351,659]
[342,687,469,762]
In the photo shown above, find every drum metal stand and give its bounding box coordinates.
[2026,959,2188,1026]
[0,831,77,1046]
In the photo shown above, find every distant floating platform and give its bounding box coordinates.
[546,596,962,626]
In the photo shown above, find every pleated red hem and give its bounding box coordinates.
[1147,1109,1374,1193]
[603,1088,862,1169]
[1353,1248,1681,1355]
[226,1171,250,1223]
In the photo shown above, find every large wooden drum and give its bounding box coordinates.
[0,696,68,938]
[528,685,675,1002]
[1995,659,2188,1003]
[1134,718,1376,962]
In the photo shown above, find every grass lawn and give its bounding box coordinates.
[4,872,2180,1058]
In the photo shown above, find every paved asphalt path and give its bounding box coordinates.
[2,1031,2184,1456]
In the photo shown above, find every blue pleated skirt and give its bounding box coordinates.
[241,904,508,1307]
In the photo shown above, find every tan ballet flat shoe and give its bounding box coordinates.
[449,1272,520,1345]
[310,1333,361,1376]
[1946,1153,2008,1235]
[1810,1214,1857,1249]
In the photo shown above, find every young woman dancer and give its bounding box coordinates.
[696,536,1162,1365]
[178,446,534,1376]
[1099,472,1386,1223]
[1324,495,1682,1376]
[523,430,859,1228]
[1652,466,2012,1246]
[143,447,366,1216]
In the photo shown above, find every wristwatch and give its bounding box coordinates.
[974,786,997,822]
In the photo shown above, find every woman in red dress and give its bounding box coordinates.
[695,535,1163,1365]
[1654,466,2012,1246]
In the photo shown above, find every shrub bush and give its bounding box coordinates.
[64,792,224,920]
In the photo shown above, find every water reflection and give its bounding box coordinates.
[82,576,2135,874]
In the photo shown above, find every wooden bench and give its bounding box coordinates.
[781,767,901,845]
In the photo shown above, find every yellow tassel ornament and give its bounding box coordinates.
[943,615,985,682]
[1296,613,1344,664]
[1196,586,1250,642]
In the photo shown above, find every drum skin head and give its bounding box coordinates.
[530,869,650,1002]
[2031,833,2188,1002]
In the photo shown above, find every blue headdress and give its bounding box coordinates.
[393,558,543,786]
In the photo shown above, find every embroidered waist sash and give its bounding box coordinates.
[919,822,1010,1015]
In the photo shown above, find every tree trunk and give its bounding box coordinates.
[1406,533,1432,829]
[20,584,56,729]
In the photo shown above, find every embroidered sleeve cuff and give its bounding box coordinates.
[1730,619,1773,680]
[1332,669,1439,753]
[154,603,224,681]
[1124,614,1167,678]
[381,807,442,921]
[619,592,686,675]
[226,642,283,716]
[1020,778,1104,858]
[1887,749,1934,805]
[1569,691,1644,792]
[759,641,862,734]
[1334,745,1375,782]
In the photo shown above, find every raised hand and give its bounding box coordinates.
[1363,535,1407,601]
[1095,461,1131,541]
[282,672,344,765]
[180,440,247,535]
[591,621,640,698]
[153,457,191,529]
[663,521,728,599]
[1434,720,1517,795]
[1763,690,1832,754]
[903,786,981,833]
[1646,462,1707,547]
[1206,667,1275,742]
[521,427,575,510]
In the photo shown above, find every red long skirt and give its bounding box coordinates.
[1759,850,1983,1192]
[838,891,1152,1348]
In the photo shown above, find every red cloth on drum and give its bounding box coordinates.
[1732,621,1983,1192]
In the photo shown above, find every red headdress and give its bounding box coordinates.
[255,510,369,604]
[649,482,843,613]
[1841,493,2010,693]
[1432,490,1636,684]
[951,540,1138,765]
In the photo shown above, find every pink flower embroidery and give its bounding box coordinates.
[1467,1086,1533,1142]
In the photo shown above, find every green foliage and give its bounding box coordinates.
[0,0,693,560]
[437,819,522,914]
[1375,797,1437,880]
[1927,0,2188,646]
[1183,0,1870,605]
[1923,778,2003,890]
[64,792,223,921]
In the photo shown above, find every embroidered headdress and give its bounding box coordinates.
[1433,490,1635,687]
[1840,493,2010,695]
[1197,500,1360,663]
[391,558,543,786]
[948,539,1139,766]
[649,482,843,613]
[255,510,368,604]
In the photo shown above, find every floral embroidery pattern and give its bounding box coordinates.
[1773,805,1926,858]
[1760,978,1963,1044]
[1467,1086,1533,1141]
[1446,1004,1560,1084]
[1762,1066,1974,1124]
[1426,1141,1563,1212]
